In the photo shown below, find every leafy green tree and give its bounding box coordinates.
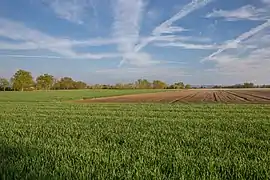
[36,74,54,90]
[243,82,254,88]
[124,83,135,89]
[185,84,191,89]
[101,84,111,89]
[135,79,151,89]
[152,80,167,89]
[59,77,74,89]
[51,78,59,90]
[114,83,123,89]
[113,83,134,89]
[90,84,102,89]
[73,81,87,89]
[12,70,34,91]
[0,78,10,91]
[175,82,185,89]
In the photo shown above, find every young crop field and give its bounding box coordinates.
[0,90,270,179]
[0,89,166,102]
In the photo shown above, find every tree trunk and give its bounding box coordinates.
[3,87,5,91]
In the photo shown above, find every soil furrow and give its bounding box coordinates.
[80,89,270,104]
[169,92,196,103]
[239,91,270,101]
[226,91,251,102]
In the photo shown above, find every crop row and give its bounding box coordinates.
[1,102,270,179]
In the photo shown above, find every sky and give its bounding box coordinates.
[0,0,270,85]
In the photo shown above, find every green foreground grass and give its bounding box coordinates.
[0,90,270,179]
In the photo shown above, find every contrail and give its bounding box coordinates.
[135,0,214,52]
[119,0,214,66]
[152,0,214,36]
[113,0,144,53]
[202,20,270,62]
[0,54,63,59]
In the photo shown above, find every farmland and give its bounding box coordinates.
[0,90,270,179]
[83,89,270,104]
[0,89,166,102]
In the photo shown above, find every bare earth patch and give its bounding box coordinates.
[77,89,270,104]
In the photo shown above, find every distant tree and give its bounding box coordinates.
[12,69,34,91]
[176,82,185,89]
[152,80,167,89]
[261,84,270,88]
[36,74,54,90]
[0,78,10,91]
[59,77,74,89]
[125,83,135,89]
[135,79,142,89]
[213,85,222,89]
[135,79,151,89]
[169,82,185,89]
[91,84,102,89]
[73,81,87,89]
[101,84,111,89]
[243,82,254,88]
[185,84,191,89]
[107,82,134,89]
[114,83,123,89]
[52,78,61,90]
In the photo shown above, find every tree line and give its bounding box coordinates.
[0,69,191,91]
[212,82,270,89]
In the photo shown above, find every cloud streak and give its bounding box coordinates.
[202,20,270,61]
[118,0,214,66]
[152,0,214,36]
[44,0,91,24]
[112,0,157,66]
[0,18,120,59]
[0,54,63,59]
[155,42,219,50]
[134,0,214,52]
[206,5,269,21]
[112,0,144,53]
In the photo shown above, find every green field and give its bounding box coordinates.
[0,90,270,179]
[0,89,167,102]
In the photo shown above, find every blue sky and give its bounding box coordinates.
[0,0,270,85]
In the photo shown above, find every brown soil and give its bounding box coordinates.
[78,89,270,104]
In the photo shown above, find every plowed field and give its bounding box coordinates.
[81,89,270,104]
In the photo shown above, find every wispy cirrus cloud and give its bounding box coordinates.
[44,0,92,24]
[0,18,120,59]
[205,49,270,84]
[112,0,144,53]
[155,42,219,50]
[154,26,188,35]
[200,1,270,83]
[112,0,161,66]
[202,20,270,84]
[152,0,213,36]
[202,20,270,61]
[133,0,214,53]
[206,5,269,21]
[1,16,213,58]
[0,54,63,59]
[118,0,214,66]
